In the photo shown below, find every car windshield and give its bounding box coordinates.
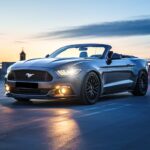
[49,44,108,59]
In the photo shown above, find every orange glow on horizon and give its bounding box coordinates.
[0,36,150,62]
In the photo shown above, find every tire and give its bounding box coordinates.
[15,98,30,102]
[131,71,148,96]
[80,72,101,105]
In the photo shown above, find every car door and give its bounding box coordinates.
[101,57,135,94]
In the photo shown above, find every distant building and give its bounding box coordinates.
[20,49,26,61]
[0,48,27,79]
[0,62,15,79]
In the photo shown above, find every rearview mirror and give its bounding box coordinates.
[79,47,88,51]
[106,51,113,65]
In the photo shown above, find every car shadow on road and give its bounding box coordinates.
[0,92,136,109]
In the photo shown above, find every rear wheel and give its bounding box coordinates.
[81,72,101,105]
[131,71,148,96]
[15,98,30,102]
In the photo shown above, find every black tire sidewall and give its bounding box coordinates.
[132,71,148,96]
[81,72,101,105]
[139,71,148,95]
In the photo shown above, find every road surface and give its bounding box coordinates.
[0,79,150,150]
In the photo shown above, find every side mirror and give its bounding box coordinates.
[106,51,113,65]
[45,54,49,58]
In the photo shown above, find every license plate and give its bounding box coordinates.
[16,82,38,89]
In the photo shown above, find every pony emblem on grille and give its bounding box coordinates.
[26,73,34,78]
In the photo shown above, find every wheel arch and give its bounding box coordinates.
[137,69,148,79]
[134,68,148,87]
[140,69,148,75]
[86,70,102,81]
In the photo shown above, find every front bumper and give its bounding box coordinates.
[6,92,77,100]
[5,66,86,100]
[5,78,83,100]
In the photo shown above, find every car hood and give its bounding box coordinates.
[12,57,91,69]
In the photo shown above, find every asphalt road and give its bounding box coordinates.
[0,79,150,150]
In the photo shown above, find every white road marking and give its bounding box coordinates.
[80,111,101,117]
[79,104,132,118]
[81,107,99,111]
[77,103,121,112]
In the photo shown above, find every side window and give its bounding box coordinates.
[87,47,105,57]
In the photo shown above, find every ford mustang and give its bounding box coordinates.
[5,44,149,104]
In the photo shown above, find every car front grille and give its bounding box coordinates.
[8,70,53,82]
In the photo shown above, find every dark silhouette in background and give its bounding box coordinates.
[20,49,26,61]
[0,49,26,78]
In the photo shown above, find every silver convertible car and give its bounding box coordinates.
[5,44,149,104]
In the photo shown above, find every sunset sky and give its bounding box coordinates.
[0,0,150,62]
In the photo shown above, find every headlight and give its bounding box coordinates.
[57,68,81,77]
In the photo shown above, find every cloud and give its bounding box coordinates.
[35,18,150,39]
[14,40,27,44]
[131,15,150,20]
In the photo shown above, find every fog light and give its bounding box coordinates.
[59,87,67,94]
[55,85,71,95]
[5,84,10,92]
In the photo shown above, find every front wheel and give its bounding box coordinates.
[131,71,148,96]
[80,72,101,105]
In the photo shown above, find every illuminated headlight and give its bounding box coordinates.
[56,68,81,77]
